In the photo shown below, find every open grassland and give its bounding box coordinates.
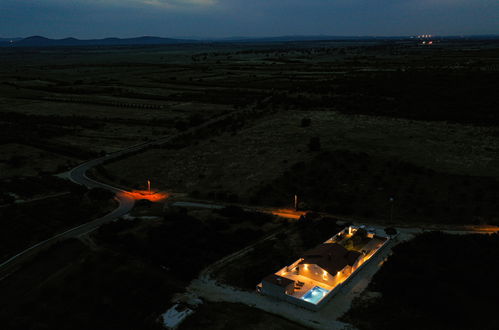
[102,109,499,225]
[57,40,498,226]
[1,40,498,225]
[2,40,499,179]
[103,110,499,193]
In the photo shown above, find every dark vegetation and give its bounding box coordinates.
[300,117,311,127]
[338,228,371,251]
[253,150,499,225]
[0,112,102,159]
[216,205,274,226]
[334,71,499,126]
[0,185,113,263]
[96,209,266,279]
[0,239,170,330]
[1,40,498,329]
[216,216,342,290]
[0,208,272,330]
[343,232,499,330]
[0,175,85,204]
[307,136,321,151]
[0,110,203,164]
[180,302,306,330]
[265,70,499,126]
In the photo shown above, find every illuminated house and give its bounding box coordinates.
[296,243,362,285]
[257,226,389,310]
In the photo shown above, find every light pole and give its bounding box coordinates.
[389,197,394,223]
[294,194,298,211]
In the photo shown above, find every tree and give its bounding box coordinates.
[1,193,15,205]
[136,199,153,208]
[384,227,397,238]
[305,211,320,221]
[218,205,245,218]
[87,187,114,201]
[343,239,354,250]
[308,136,321,151]
[355,228,368,239]
[69,184,88,196]
[301,118,311,127]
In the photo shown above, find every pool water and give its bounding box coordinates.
[301,286,330,304]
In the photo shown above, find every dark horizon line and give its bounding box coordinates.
[2,33,499,41]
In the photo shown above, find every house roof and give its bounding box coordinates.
[263,274,295,287]
[299,243,362,276]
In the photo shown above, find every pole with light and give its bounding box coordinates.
[389,197,394,222]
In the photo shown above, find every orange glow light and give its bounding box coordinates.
[463,225,499,233]
[271,208,306,219]
[121,190,169,202]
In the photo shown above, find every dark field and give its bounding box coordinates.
[0,178,115,263]
[253,150,499,225]
[0,207,277,330]
[342,232,499,330]
[180,302,307,330]
[2,40,499,183]
[84,40,499,226]
[1,39,499,329]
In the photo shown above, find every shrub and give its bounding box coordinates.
[308,136,321,151]
[384,227,397,237]
[87,187,115,201]
[301,118,311,127]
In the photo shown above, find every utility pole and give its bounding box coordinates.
[294,194,298,211]
[389,197,394,222]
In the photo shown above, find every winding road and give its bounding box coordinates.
[0,108,249,279]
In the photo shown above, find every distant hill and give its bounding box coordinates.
[3,36,196,47]
[2,34,498,48]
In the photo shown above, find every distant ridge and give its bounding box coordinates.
[2,36,195,47]
[1,34,498,48]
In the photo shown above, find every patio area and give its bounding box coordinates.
[280,273,334,299]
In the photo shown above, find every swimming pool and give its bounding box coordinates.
[301,286,330,304]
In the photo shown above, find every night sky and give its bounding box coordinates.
[1,0,498,39]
